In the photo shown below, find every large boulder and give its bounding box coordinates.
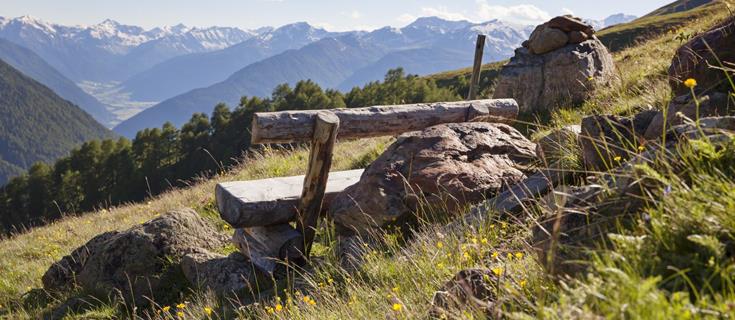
[329,122,536,236]
[669,15,735,96]
[42,209,229,305]
[494,40,615,114]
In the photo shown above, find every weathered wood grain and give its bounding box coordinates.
[216,169,363,228]
[251,99,519,144]
[295,112,340,257]
[467,34,486,100]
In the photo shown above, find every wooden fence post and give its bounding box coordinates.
[467,34,486,100]
[295,111,340,259]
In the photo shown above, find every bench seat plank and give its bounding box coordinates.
[216,169,364,228]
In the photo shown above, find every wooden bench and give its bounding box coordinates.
[215,99,519,273]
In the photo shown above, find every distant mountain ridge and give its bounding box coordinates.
[0,16,257,82]
[119,22,337,102]
[113,18,532,137]
[0,38,115,125]
[0,57,113,185]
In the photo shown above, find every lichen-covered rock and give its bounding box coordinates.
[668,15,735,96]
[42,208,228,305]
[181,250,269,296]
[493,40,615,113]
[429,269,499,319]
[42,231,119,291]
[330,122,536,236]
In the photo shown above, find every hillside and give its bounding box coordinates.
[0,38,115,126]
[0,1,734,319]
[0,58,113,185]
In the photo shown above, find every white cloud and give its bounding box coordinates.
[476,2,551,25]
[396,13,417,24]
[350,10,362,19]
[420,6,470,21]
[397,2,551,27]
[561,8,575,16]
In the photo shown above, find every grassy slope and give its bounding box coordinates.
[1,1,734,318]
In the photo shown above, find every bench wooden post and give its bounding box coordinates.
[294,112,340,258]
[467,34,486,100]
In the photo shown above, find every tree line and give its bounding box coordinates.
[0,69,461,233]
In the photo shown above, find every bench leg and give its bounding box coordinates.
[295,111,340,259]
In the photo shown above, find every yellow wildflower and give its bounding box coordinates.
[506,253,513,260]
[471,237,478,244]
[275,304,283,312]
[302,296,311,303]
[177,311,184,318]
[491,252,499,259]
[177,303,186,309]
[515,252,524,259]
[463,251,471,259]
[480,238,488,245]
[684,78,697,88]
[392,286,400,293]
[204,307,213,316]
[436,241,444,249]
[392,303,403,311]
[614,156,622,162]
[265,306,274,314]
[520,279,527,288]
[492,267,503,276]
[162,306,171,312]
[638,145,645,152]
[327,278,334,285]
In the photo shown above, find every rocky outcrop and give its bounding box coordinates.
[42,209,229,305]
[494,16,615,114]
[669,15,735,96]
[330,122,536,236]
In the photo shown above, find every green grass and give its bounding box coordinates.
[1,1,735,319]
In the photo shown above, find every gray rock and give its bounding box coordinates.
[42,208,229,305]
[42,231,119,291]
[535,125,581,164]
[668,15,735,96]
[644,93,732,140]
[548,16,594,35]
[493,39,616,114]
[528,24,569,54]
[568,30,589,44]
[579,115,641,171]
[430,268,499,319]
[329,122,536,236]
[181,250,269,296]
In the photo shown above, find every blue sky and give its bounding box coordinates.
[1,0,672,30]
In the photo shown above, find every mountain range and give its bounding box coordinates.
[113,17,534,136]
[0,13,635,136]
